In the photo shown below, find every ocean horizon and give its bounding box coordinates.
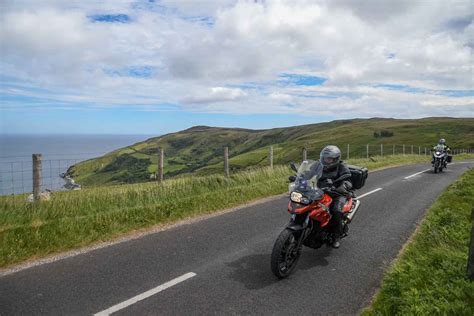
[0,134,155,195]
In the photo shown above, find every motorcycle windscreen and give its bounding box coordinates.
[297,160,323,180]
[298,160,323,189]
[294,160,324,201]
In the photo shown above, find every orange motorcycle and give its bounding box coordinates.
[271,160,366,278]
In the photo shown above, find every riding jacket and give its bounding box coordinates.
[317,161,352,191]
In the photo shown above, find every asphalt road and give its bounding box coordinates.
[1,161,473,315]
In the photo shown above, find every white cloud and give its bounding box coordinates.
[181,87,247,104]
[0,9,109,83]
[0,0,472,120]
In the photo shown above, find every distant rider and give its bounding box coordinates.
[431,138,451,164]
[317,145,352,249]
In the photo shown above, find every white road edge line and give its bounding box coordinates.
[357,188,383,199]
[404,169,431,179]
[94,272,197,316]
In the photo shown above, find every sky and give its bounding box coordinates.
[0,0,473,135]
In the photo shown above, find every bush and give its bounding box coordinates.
[374,130,394,138]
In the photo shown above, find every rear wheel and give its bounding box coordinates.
[271,229,301,278]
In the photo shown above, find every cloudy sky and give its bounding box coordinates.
[1,0,473,134]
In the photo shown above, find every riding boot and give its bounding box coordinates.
[330,201,344,249]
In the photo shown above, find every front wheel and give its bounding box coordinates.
[271,229,301,278]
[434,160,439,173]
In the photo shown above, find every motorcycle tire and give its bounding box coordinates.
[271,228,301,279]
[434,161,439,173]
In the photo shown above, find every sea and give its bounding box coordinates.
[0,134,154,195]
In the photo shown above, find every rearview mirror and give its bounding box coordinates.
[288,175,296,182]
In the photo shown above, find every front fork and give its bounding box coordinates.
[287,213,311,250]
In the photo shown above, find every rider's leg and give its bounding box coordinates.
[330,196,346,248]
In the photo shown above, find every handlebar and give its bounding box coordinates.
[322,186,337,192]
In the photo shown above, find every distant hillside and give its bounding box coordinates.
[67,117,474,186]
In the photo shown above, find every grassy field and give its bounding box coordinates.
[362,167,474,315]
[0,166,290,268]
[68,117,474,185]
[1,154,473,268]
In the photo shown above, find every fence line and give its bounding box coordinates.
[224,147,230,178]
[269,146,273,169]
[1,144,472,196]
[0,158,82,196]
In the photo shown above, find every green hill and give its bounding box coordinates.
[67,117,474,186]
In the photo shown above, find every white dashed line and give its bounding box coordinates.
[357,188,383,199]
[404,169,431,179]
[94,272,197,316]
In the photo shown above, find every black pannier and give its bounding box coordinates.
[447,155,452,163]
[347,165,368,190]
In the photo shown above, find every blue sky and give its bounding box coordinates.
[1,107,331,135]
[1,0,472,135]
[89,14,132,23]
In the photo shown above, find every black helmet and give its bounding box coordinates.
[439,138,446,144]
[320,145,341,170]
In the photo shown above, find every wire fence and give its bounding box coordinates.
[1,145,473,196]
[0,159,84,196]
[0,151,106,196]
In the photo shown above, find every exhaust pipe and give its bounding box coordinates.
[347,199,361,222]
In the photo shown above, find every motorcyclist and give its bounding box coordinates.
[431,138,451,165]
[317,145,352,248]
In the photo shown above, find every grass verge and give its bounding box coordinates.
[362,167,474,316]
[1,154,473,268]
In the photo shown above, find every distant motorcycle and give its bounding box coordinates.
[270,160,367,279]
[432,145,449,173]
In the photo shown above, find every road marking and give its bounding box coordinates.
[357,188,382,199]
[94,272,197,316]
[404,169,431,179]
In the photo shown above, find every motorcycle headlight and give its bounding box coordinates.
[290,192,303,203]
[436,151,441,155]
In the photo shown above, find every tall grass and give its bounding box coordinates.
[362,168,474,315]
[0,166,290,267]
[1,154,473,268]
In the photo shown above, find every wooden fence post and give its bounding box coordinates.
[467,207,474,281]
[303,147,307,161]
[269,146,273,168]
[393,144,395,155]
[224,146,229,177]
[419,146,421,155]
[366,144,369,159]
[411,145,414,155]
[403,144,405,155]
[32,154,42,200]
[158,147,164,182]
[347,144,350,160]
[381,144,383,157]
